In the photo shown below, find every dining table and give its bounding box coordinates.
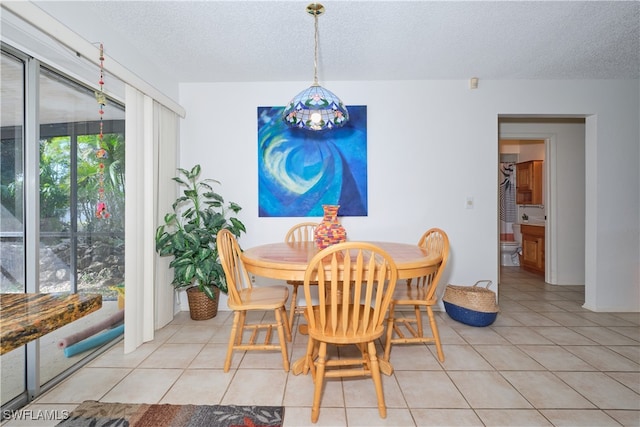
[240,240,442,375]
[241,240,441,282]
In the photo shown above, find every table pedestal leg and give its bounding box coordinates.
[292,356,307,375]
[379,359,393,376]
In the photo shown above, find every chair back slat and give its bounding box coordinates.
[372,257,390,326]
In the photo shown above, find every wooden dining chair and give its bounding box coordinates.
[216,229,292,372]
[284,222,318,329]
[302,242,398,423]
[383,228,449,363]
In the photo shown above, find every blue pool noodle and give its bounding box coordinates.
[63,324,124,358]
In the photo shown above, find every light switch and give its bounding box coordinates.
[466,196,474,209]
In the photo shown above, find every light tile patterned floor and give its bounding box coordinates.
[5,267,640,426]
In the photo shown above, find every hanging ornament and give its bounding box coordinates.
[95,43,110,219]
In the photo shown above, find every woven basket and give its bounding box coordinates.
[186,286,219,320]
[443,280,499,327]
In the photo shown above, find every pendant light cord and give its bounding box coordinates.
[313,11,319,86]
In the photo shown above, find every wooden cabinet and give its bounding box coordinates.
[520,224,545,275]
[516,160,543,205]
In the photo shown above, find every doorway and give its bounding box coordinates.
[498,118,586,288]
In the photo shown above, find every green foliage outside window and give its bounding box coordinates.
[36,132,125,233]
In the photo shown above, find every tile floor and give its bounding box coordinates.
[4,267,639,426]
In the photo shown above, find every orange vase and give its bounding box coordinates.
[314,205,347,249]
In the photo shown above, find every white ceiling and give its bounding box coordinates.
[34,0,640,84]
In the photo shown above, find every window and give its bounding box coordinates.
[38,67,125,298]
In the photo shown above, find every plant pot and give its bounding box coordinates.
[186,286,219,320]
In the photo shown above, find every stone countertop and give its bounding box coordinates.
[0,293,102,355]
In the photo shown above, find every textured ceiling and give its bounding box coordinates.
[34,0,640,84]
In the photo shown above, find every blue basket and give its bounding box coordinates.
[442,281,499,327]
[443,301,498,327]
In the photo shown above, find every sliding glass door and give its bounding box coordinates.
[1,45,126,410]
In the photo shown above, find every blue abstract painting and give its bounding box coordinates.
[258,105,368,217]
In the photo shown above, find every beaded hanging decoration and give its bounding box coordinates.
[95,43,110,219]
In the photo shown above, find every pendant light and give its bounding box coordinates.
[282,3,349,131]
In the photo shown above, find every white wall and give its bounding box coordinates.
[179,79,640,312]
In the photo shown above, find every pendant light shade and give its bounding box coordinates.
[283,84,348,131]
[283,3,349,131]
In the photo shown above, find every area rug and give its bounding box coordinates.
[56,400,284,427]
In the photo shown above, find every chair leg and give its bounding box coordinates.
[414,305,423,336]
[383,304,396,362]
[311,342,327,423]
[427,306,445,362]
[281,306,292,342]
[274,307,290,372]
[224,311,241,372]
[236,311,247,345]
[288,283,299,331]
[367,341,387,419]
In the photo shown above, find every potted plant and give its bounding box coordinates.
[155,164,246,320]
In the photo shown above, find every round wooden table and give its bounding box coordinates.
[241,241,441,281]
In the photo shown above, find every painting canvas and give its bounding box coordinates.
[257,105,368,217]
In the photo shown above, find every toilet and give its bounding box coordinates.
[500,241,520,266]
[500,224,521,266]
